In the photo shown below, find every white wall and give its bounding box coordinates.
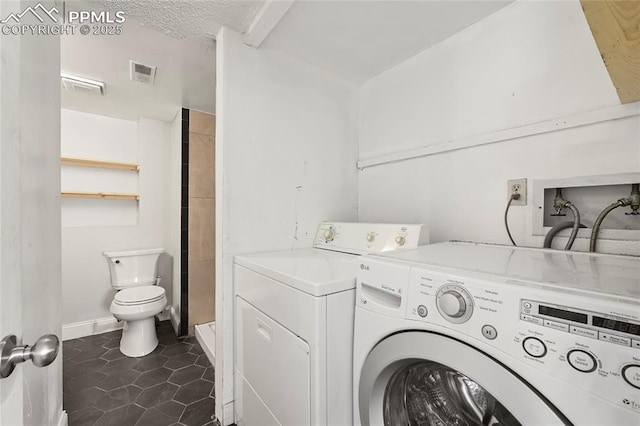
[215,27,359,423]
[61,110,175,333]
[358,0,640,255]
[61,111,138,227]
[359,0,619,159]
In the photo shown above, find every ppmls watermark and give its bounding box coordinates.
[1,2,125,36]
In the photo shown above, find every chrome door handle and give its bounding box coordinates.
[0,334,59,379]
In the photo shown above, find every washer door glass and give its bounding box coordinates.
[384,361,520,426]
[358,332,569,426]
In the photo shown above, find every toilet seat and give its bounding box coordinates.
[114,286,165,306]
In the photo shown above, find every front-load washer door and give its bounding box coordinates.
[359,332,571,426]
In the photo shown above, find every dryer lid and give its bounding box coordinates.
[115,286,165,305]
[235,248,359,296]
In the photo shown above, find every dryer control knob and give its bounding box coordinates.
[323,228,335,241]
[440,291,466,317]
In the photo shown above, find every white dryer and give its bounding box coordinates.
[234,222,428,426]
[354,242,640,425]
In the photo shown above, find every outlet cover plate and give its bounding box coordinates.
[508,178,527,206]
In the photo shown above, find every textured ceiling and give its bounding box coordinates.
[61,0,264,121]
[92,0,262,40]
[61,0,515,120]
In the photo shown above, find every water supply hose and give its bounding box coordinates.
[564,202,581,250]
[543,221,586,249]
[589,184,639,252]
[589,201,626,252]
[548,188,581,250]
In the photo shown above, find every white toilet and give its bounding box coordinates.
[103,248,168,357]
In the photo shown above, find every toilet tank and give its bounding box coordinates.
[103,248,164,290]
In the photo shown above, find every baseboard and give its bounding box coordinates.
[62,317,123,341]
[195,322,215,365]
[56,410,68,426]
[170,305,180,334]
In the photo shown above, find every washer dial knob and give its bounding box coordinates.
[436,285,473,324]
[395,236,406,246]
[366,232,375,242]
[440,291,466,317]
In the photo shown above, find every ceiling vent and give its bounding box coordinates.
[61,74,105,96]
[130,60,157,85]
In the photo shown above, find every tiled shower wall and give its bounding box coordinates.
[181,110,216,334]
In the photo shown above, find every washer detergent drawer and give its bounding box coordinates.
[236,296,311,425]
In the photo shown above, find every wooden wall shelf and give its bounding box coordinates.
[61,157,139,171]
[61,191,140,201]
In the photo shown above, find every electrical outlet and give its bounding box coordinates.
[507,178,527,206]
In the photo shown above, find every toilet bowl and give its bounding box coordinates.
[103,248,167,357]
[111,285,167,357]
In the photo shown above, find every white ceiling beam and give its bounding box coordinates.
[243,0,296,48]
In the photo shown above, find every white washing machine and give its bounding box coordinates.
[234,222,429,426]
[354,242,640,425]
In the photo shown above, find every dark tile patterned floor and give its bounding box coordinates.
[63,321,216,426]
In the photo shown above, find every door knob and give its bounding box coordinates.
[0,334,60,379]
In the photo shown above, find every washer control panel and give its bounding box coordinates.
[520,299,640,350]
[376,264,640,413]
[514,300,640,411]
[516,298,640,400]
[314,222,429,254]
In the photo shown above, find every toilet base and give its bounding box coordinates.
[120,317,158,357]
